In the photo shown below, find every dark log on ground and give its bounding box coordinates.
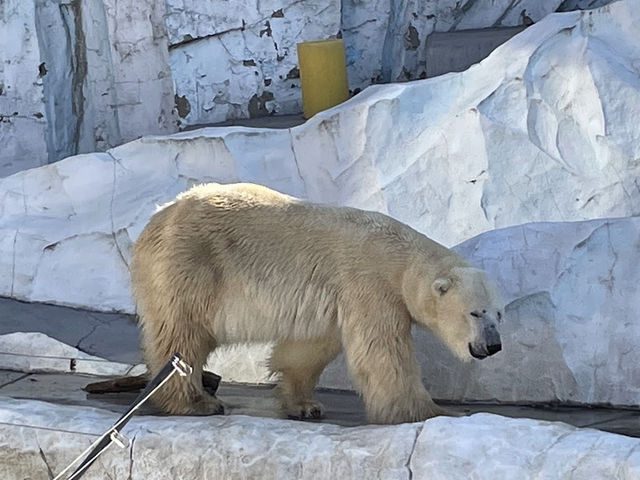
[84,371,222,395]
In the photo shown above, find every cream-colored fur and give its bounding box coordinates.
[131,183,503,424]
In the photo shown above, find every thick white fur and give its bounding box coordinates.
[131,183,503,424]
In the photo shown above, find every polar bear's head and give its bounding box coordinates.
[403,265,504,361]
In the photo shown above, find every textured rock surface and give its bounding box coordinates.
[412,217,640,406]
[0,332,144,376]
[411,413,640,480]
[98,0,177,144]
[0,151,136,311]
[1,0,177,176]
[0,0,49,176]
[340,0,616,92]
[167,0,340,125]
[1,1,638,311]
[343,0,561,90]
[0,2,639,406]
[3,0,621,173]
[294,2,640,245]
[0,296,141,365]
[166,0,619,123]
[0,397,638,480]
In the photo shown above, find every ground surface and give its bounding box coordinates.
[1,296,639,436]
[188,114,306,130]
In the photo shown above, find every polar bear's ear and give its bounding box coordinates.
[432,277,453,296]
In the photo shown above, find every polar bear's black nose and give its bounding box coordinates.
[487,341,502,356]
[469,313,502,359]
[484,323,502,356]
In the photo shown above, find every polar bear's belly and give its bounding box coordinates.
[209,277,339,345]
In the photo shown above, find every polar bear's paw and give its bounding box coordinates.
[183,393,226,416]
[283,400,325,420]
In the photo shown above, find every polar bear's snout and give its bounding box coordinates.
[469,314,502,359]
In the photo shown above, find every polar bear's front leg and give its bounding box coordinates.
[340,301,447,424]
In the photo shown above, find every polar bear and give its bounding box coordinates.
[131,182,503,424]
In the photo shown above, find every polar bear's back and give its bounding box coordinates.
[159,182,421,260]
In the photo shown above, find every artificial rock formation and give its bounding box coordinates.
[0,1,638,407]
[1,1,638,309]
[0,397,638,479]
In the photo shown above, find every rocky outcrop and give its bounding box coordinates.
[0,1,638,407]
[0,0,177,176]
[1,1,638,311]
[422,217,640,406]
[1,397,638,479]
[2,1,620,175]
[166,0,341,125]
[0,332,143,376]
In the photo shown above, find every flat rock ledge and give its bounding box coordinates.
[0,332,145,377]
[1,397,639,480]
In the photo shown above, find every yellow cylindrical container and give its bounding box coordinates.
[297,39,349,119]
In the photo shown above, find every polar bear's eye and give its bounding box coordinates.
[497,311,503,321]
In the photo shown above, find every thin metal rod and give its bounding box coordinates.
[52,357,188,480]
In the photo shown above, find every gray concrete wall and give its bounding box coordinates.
[424,27,526,78]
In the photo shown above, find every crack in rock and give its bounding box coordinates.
[61,0,88,157]
[603,222,618,293]
[567,435,605,476]
[107,151,131,273]
[36,436,55,480]
[405,422,424,480]
[529,429,575,473]
[287,132,305,187]
[492,0,523,27]
[10,229,18,297]
[169,1,306,50]
[127,433,136,480]
[75,323,99,350]
[617,442,640,477]
[0,372,30,389]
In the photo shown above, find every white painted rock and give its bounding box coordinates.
[293,1,640,246]
[2,0,621,175]
[1,1,639,313]
[167,0,341,125]
[0,397,638,480]
[165,0,616,121]
[0,332,145,377]
[205,342,278,385]
[411,413,640,480]
[343,0,567,89]
[417,216,640,406]
[0,0,49,177]
[0,0,177,176]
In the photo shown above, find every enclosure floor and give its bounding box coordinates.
[1,296,639,437]
[185,113,306,131]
